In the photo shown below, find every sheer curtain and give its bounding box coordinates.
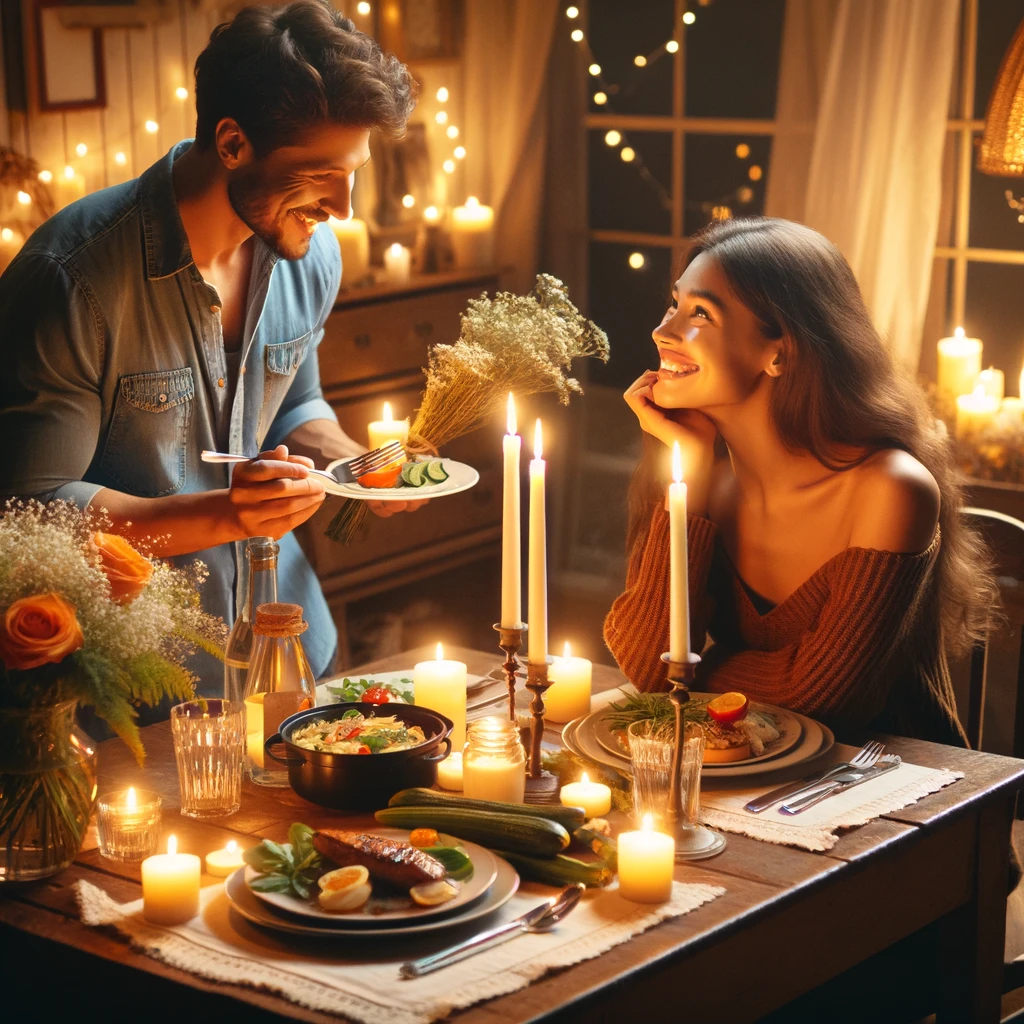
[462,0,559,293]
[766,0,960,369]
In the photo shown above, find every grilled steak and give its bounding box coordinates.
[313,830,446,887]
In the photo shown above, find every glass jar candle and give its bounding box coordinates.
[462,716,526,804]
[96,786,161,862]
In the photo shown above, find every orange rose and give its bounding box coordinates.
[92,532,154,604]
[0,593,84,671]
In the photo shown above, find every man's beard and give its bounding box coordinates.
[227,170,311,261]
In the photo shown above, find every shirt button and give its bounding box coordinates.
[210,304,221,314]
[158,393,167,403]
[217,377,225,388]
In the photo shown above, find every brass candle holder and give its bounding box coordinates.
[493,621,527,722]
[523,658,559,802]
[661,652,726,861]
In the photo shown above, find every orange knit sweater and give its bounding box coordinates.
[603,505,966,746]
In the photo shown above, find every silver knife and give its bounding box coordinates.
[744,763,861,813]
[779,756,902,815]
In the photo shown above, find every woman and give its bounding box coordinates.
[604,217,995,745]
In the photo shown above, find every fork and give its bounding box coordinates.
[779,754,902,814]
[743,740,885,813]
[202,440,405,483]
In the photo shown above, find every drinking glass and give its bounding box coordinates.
[627,719,706,830]
[170,699,246,818]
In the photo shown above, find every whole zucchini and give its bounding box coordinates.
[389,788,586,832]
[496,850,613,889]
[375,806,569,857]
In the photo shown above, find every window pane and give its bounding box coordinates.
[589,129,673,235]
[964,262,1024,393]
[684,133,771,236]
[919,258,954,381]
[684,0,785,118]
[587,0,675,116]
[970,131,1024,250]
[973,0,1024,120]
[936,130,959,249]
[587,241,674,391]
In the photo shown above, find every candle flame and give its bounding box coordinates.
[436,642,444,661]
[954,326,965,339]
[506,393,517,436]
[383,402,393,423]
[388,242,403,256]
[973,384,985,398]
[534,419,543,460]
[466,195,480,208]
[563,640,572,659]
[226,840,238,854]
[641,813,654,832]
[672,441,683,483]
[168,835,177,856]
[126,787,137,810]
[581,772,590,785]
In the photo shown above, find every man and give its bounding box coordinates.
[0,1,423,693]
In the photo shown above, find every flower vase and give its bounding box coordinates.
[0,699,99,881]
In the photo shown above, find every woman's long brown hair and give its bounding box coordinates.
[626,217,996,656]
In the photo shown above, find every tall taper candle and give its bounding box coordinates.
[501,394,522,627]
[668,441,690,662]
[527,419,547,664]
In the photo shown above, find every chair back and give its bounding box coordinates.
[961,507,1024,753]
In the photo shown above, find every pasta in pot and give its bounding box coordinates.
[292,714,427,754]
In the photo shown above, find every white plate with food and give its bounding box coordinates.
[244,825,499,926]
[323,456,479,502]
[316,669,491,708]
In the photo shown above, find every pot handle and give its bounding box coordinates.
[422,737,452,763]
[264,733,303,766]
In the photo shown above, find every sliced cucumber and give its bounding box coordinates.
[400,461,419,486]
[425,459,449,483]
[407,462,430,487]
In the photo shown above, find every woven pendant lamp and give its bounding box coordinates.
[977,16,1024,176]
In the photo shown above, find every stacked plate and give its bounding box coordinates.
[224,829,520,939]
[563,692,835,780]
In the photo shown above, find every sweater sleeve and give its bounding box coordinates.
[698,536,940,730]
[603,505,718,691]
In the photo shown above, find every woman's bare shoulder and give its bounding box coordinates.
[848,449,940,554]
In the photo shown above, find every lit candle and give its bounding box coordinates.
[501,393,522,628]
[559,771,611,818]
[527,420,547,665]
[384,242,412,284]
[424,204,441,225]
[205,839,245,878]
[450,196,495,269]
[544,641,592,723]
[436,751,464,791]
[668,441,690,662]
[937,327,983,403]
[955,386,1000,440]
[414,643,468,749]
[462,717,526,804]
[976,367,1005,401]
[329,215,370,283]
[1000,396,1024,423]
[142,835,201,925]
[245,693,265,770]
[367,401,411,451]
[617,814,675,903]
[96,786,162,862]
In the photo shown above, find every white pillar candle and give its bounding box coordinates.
[559,772,611,818]
[1000,396,1024,423]
[245,694,264,769]
[367,402,411,451]
[501,393,522,628]
[436,751,463,791]
[617,814,675,903]
[955,386,1000,439]
[527,420,547,665]
[450,196,495,269]
[205,840,245,878]
[384,242,412,284]
[976,367,1005,401]
[545,641,592,723]
[414,643,468,749]
[330,215,370,283]
[937,327,983,402]
[142,835,201,924]
[668,441,690,663]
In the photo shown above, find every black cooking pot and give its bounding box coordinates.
[264,702,453,811]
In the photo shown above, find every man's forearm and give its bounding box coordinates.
[285,418,364,466]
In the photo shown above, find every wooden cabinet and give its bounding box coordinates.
[299,269,504,665]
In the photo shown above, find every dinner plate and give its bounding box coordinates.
[591,692,803,767]
[225,854,520,939]
[323,457,479,502]
[315,669,492,706]
[246,829,499,925]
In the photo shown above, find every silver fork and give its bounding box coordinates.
[202,440,404,483]
[779,754,902,814]
[743,740,885,813]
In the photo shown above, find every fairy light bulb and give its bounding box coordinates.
[435,110,448,124]
[588,63,601,76]
[436,86,449,103]
[748,165,763,182]
[1,228,14,242]
[38,170,53,183]
[401,193,415,208]
[454,146,466,159]
[620,147,636,162]
[145,120,159,134]
[683,11,696,24]
[604,130,621,146]
[357,1,371,14]
[16,191,31,205]
[175,86,188,100]
[566,5,579,17]
[75,143,88,158]
[571,29,584,42]
[629,252,645,269]
[735,142,750,159]
[446,125,459,139]
[64,165,75,180]
[593,91,607,105]
[114,152,127,166]
[634,55,647,67]
[666,40,680,53]
[443,159,456,174]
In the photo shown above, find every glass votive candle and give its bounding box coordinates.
[96,786,162,862]
[170,699,246,818]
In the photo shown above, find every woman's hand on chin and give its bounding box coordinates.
[624,370,717,452]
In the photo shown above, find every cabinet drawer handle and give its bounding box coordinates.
[414,320,434,338]
[354,333,372,349]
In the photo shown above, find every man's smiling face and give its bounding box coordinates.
[226,122,371,260]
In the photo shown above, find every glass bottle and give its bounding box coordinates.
[224,538,279,703]
[243,602,316,787]
[462,716,526,804]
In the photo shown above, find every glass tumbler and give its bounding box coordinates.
[627,719,706,830]
[96,788,162,862]
[170,699,246,818]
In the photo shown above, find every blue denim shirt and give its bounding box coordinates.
[0,142,340,693]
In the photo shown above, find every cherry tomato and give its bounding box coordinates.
[357,745,371,754]
[362,687,391,704]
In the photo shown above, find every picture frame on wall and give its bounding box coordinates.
[376,0,462,63]
[33,1,107,112]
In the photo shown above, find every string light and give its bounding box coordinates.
[1,228,13,242]
[175,87,188,100]
[443,159,456,174]
[16,191,30,205]
[454,145,466,159]
[666,40,679,53]
[63,165,75,180]
[628,252,645,269]
[634,55,647,67]
[748,165,763,181]
[446,125,459,139]
[424,205,439,220]
[620,146,635,162]
[566,5,579,17]
[712,205,732,220]
[682,11,696,25]
[436,87,449,103]
[75,143,88,157]
[737,186,754,204]
[38,170,53,183]
[571,29,584,42]
[356,1,371,14]
[114,152,127,166]
[593,91,608,105]
[735,142,750,159]
[435,110,448,124]
[604,130,621,146]
[402,194,415,208]
[588,63,601,76]
[145,120,159,134]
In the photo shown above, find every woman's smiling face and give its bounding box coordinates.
[651,252,782,411]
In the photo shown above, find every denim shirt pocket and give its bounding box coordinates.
[257,331,312,446]
[99,367,195,497]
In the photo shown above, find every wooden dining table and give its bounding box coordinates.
[2,643,1023,1023]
